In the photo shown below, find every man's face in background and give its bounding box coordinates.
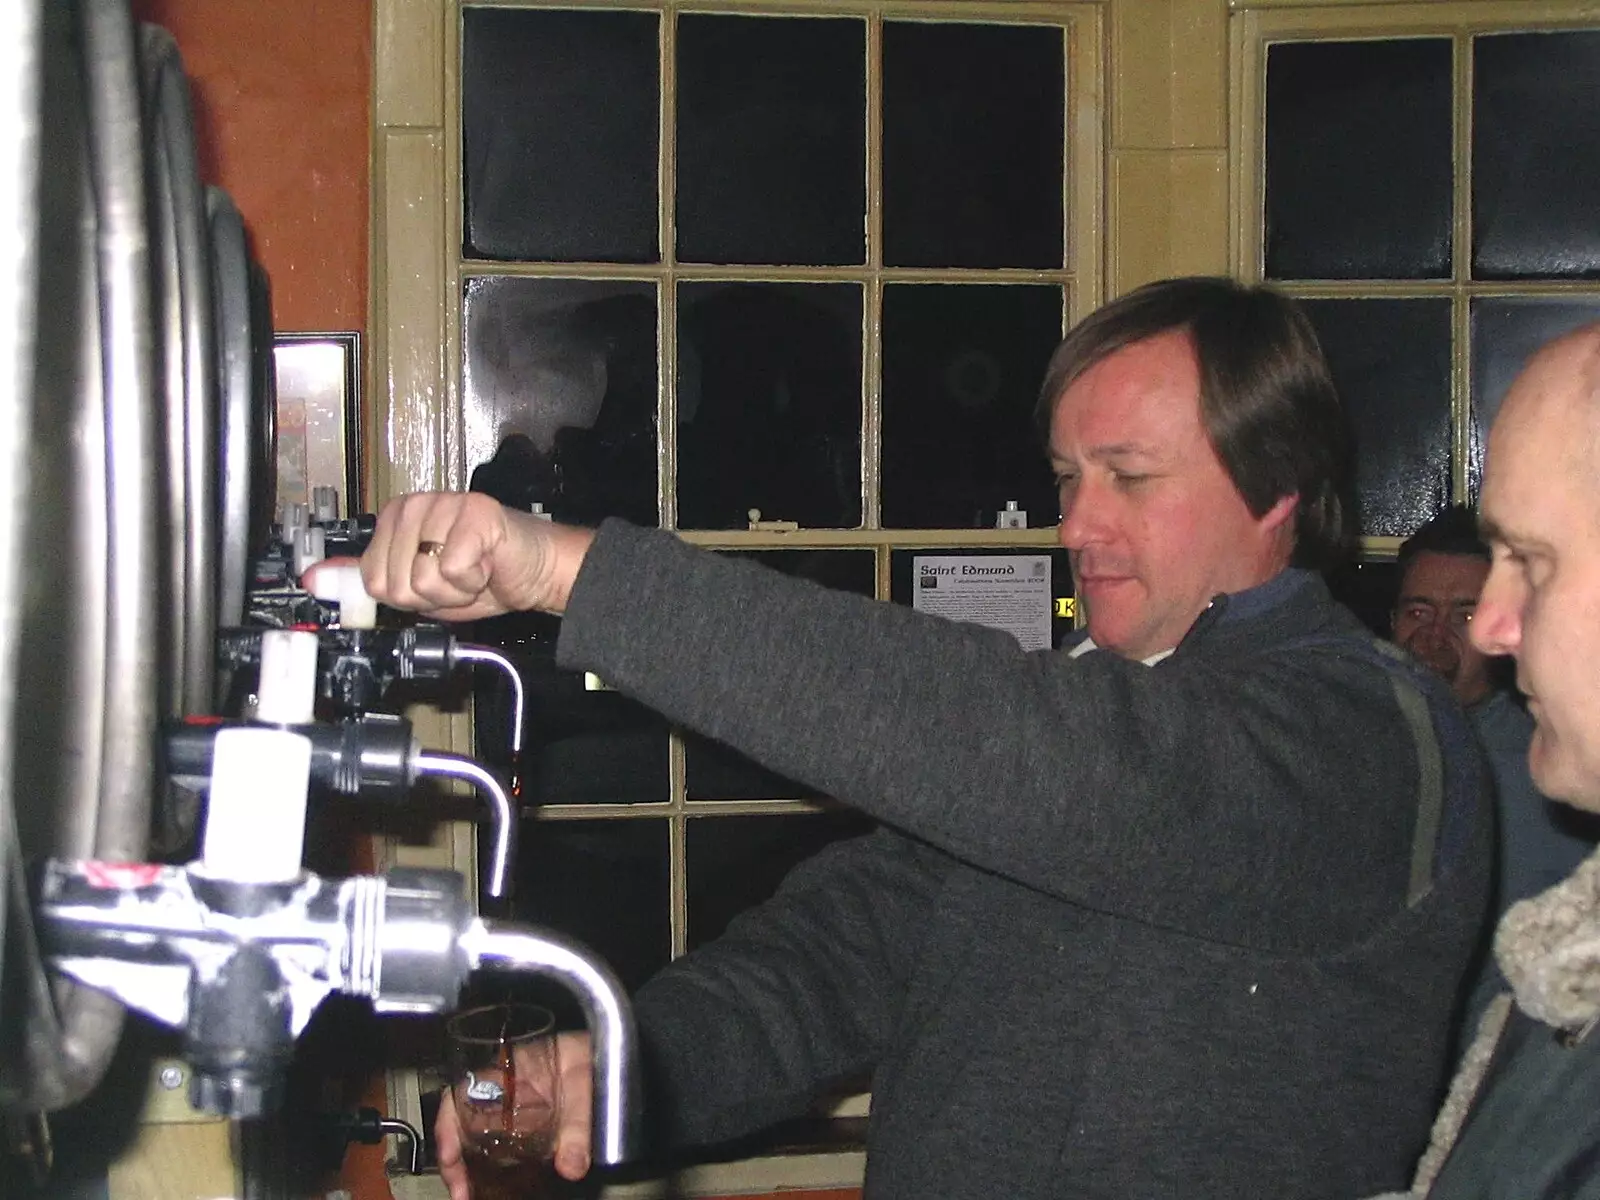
[1393,550,1494,707]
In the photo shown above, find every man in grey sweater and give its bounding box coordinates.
[339,279,1491,1199]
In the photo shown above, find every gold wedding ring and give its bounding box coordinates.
[417,540,446,558]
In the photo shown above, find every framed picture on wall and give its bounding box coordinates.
[272,330,361,519]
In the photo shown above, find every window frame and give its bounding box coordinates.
[371,1,1104,1191]
[1230,0,1600,558]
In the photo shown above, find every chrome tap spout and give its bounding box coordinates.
[457,918,640,1166]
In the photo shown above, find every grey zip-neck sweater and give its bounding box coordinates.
[557,521,1493,1199]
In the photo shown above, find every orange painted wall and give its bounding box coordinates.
[130,0,371,335]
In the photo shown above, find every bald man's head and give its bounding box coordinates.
[1500,326,1600,475]
[1472,322,1600,809]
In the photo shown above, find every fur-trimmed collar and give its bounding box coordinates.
[1405,845,1600,1195]
[1497,843,1600,1034]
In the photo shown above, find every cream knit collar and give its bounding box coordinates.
[1497,844,1600,1034]
[1407,846,1600,1195]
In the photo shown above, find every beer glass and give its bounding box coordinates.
[446,1002,561,1200]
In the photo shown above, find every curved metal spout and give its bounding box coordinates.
[378,1115,422,1175]
[457,918,640,1166]
[411,753,514,899]
[453,644,524,759]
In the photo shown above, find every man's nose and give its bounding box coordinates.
[1412,611,1456,642]
[1057,480,1105,550]
[1469,572,1520,658]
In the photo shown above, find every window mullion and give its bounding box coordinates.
[862,11,884,531]
[659,6,679,532]
[1451,31,1474,504]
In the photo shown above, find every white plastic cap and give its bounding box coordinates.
[280,502,309,547]
[198,726,312,883]
[255,628,319,726]
[306,562,378,630]
[292,526,326,578]
[311,486,340,522]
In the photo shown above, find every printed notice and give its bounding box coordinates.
[912,555,1052,651]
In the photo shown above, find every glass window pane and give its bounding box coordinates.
[1324,558,1400,641]
[686,810,876,950]
[890,548,1077,650]
[685,551,876,801]
[882,22,1064,269]
[463,277,658,528]
[1474,31,1600,280]
[881,284,1061,530]
[472,613,672,807]
[1264,38,1452,281]
[677,282,862,530]
[676,15,865,266]
[461,7,659,262]
[505,818,671,997]
[1469,298,1600,494]
[1299,298,1453,538]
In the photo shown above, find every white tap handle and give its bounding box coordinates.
[197,726,311,883]
[311,485,340,522]
[279,501,309,547]
[292,525,326,578]
[256,628,319,726]
[307,562,377,630]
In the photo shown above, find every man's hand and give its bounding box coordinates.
[435,1031,597,1200]
[340,492,595,621]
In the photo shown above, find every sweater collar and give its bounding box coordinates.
[1173,568,1314,653]
[1497,844,1600,1034]
[1064,568,1314,662]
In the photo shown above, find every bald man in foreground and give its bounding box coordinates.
[1391,325,1600,1198]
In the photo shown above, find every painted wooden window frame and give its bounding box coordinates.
[370,1,1104,1193]
[1231,0,1600,560]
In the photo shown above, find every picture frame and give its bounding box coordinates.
[272,330,362,519]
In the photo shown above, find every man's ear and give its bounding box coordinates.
[1259,492,1298,537]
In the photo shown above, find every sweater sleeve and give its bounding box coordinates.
[632,828,944,1148]
[557,521,1442,954]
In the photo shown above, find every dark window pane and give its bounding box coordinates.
[1299,298,1452,538]
[471,613,672,806]
[890,548,1077,649]
[883,22,1064,269]
[1324,558,1400,640]
[685,551,875,800]
[1469,298,1600,494]
[686,810,875,949]
[881,285,1061,529]
[462,7,659,262]
[677,282,862,530]
[464,277,658,528]
[676,15,865,266]
[1265,38,1452,280]
[508,818,671,997]
[1474,32,1600,280]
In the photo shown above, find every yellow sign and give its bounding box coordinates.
[1054,597,1076,619]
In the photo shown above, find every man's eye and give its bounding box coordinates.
[1112,472,1148,486]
